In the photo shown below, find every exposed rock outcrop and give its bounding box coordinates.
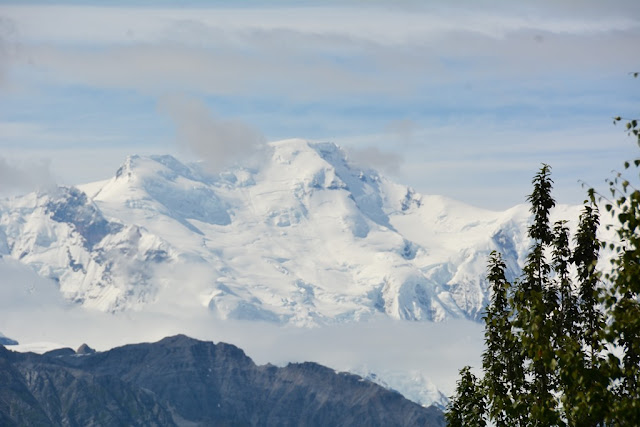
[0,335,445,426]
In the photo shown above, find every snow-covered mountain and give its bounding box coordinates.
[0,139,583,325]
[354,368,449,410]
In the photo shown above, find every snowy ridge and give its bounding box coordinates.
[0,139,585,324]
[352,367,449,410]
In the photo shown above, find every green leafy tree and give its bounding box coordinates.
[449,163,625,426]
[560,204,608,426]
[550,220,582,426]
[446,366,487,427]
[573,204,603,364]
[601,118,640,424]
[592,72,640,425]
[482,251,524,427]
[552,220,576,339]
[512,164,562,425]
[448,75,639,426]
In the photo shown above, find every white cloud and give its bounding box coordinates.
[0,15,20,87]
[0,155,56,196]
[3,3,638,45]
[0,256,483,398]
[158,94,265,172]
[348,146,403,175]
[0,1,637,206]
[2,4,637,101]
[0,300,483,398]
[386,119,418,147]
[337,121,638,209]
[0,257,66,309]
[0,121,121,145]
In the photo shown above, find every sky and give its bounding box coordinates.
[0,0,639,208]
[1,1,638,402]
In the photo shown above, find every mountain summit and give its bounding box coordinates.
[0,139,577,325]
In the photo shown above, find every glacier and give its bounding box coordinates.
[0,138,590,325]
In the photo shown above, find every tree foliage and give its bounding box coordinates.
[446,75,640,426]
[445,366,487,427]
[604,117,640,425]
[482,251,526,426]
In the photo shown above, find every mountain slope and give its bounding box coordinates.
[0,139,585,324]
[0,335,445,426]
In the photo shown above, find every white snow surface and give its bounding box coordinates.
[0,139,592,324]
[352,367,449,409]
[1,139,612,408]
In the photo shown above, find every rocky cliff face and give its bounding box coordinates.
[0,335,445,426]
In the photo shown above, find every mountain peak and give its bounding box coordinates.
[114,154,203,184]
[0,140,573,323]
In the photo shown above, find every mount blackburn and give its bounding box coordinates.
[0,139,584,325]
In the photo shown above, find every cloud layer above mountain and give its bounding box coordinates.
[0,1,638,207]
[158,94,265,172]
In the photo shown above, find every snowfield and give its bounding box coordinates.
[0,139,590,324]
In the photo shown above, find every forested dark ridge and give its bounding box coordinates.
[0,335,445,426]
